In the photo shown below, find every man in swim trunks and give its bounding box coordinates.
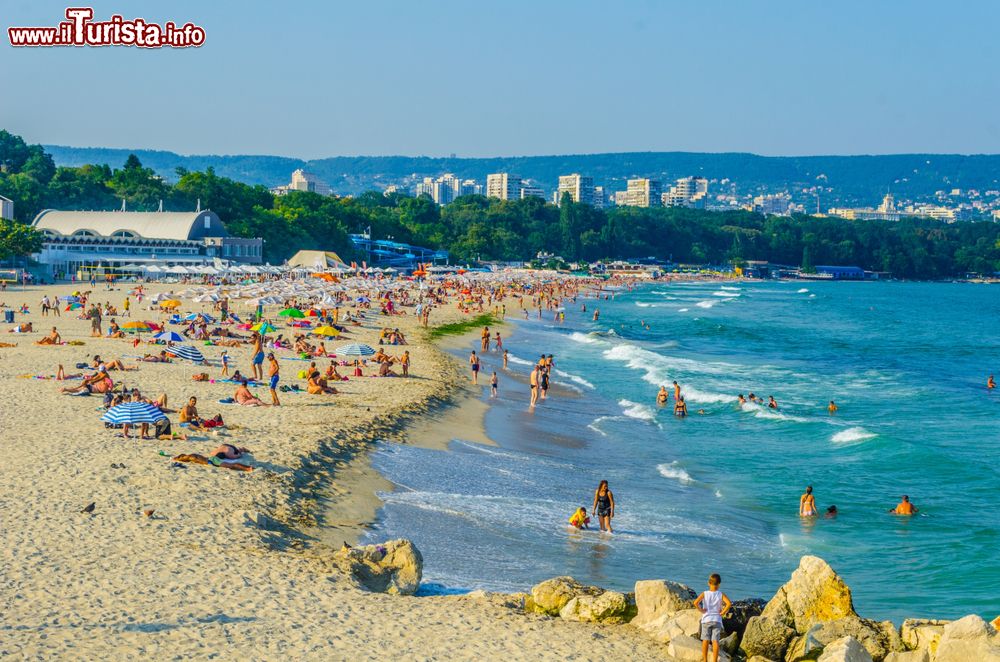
[673,381,681,401]
[799,485,817,517]
[469,350,480,384]
[889,495,918,515]
[267,353,280,406]
[529,365,539,407]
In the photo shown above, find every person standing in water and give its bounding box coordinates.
[469,350,480,384]
[529,364,539,407]
[490,371,498,398]
[988,375,996,391]
[673,380,682,402]
[828,400,838,414]
[592,309,600,322]
[799,485,817,517]
[657,386,669,406]
[592,480,615,533]
[674,396,688,417]
[503,350,509,369]
[889,495,918,515]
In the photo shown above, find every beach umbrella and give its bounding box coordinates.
[161,300,182,309]
[336,343,375,356]
[166,344,206,363]
[101,401,164,425]
[154,331,185,342]
[65,303,82,311]
[251,321,277,334]
[356,296,371,303]
[122,321,151,333]
[59,295,79,302]
[278,308,305,318]
[312,326,341,337]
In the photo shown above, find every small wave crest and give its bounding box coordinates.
[696,301,715,309]
[831,427,877,444]
[712,290,740,298]
[554,368,595,389]
[797,288,809,293]
[619,398,657,422]
[657,461,694,485]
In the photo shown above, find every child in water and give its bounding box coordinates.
[568,507,590,530]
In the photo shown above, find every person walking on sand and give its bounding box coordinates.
[490,371,498,397]
[400,350,410,377]
[695,574,732,662]
[221,350,230,377]
[469,350,480,384]
[592,480,615,533]
[267,352,280,406]
[250,332,264,381]
[89,304,103,337]
[799,485,818,517]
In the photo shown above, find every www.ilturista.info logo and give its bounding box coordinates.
[8,7,205,48]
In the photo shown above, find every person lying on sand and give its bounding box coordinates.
[172,452,252,472]
[35,327,61,345]
[0,341,18,347]
[141,350,171,363]
[234,380,267,406]
[61,368,114,395]
[92,355,138,371]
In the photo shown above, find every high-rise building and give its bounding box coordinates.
[557,174,595,206]
[618,178,663,207]
[592,186,606,210]
[752,193,791,216]
[271,169,333,196]
[664,176,709,208]
[486,173,523,200]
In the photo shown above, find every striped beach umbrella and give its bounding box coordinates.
[154,331,185,342]
[166,344,206,363]
[122,321,152,333]
[336,343,375,356]
[101,401,164,425]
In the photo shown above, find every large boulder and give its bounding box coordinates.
[900,619,948,655]
[884,651,929,662]
[934,614,1000,662]
[742,615,797,660]
[637,608,702,644]
[725,598,767,638]
[559,590,636,624]
[668,634,732,662]
[632,579,696,627]
[809,617,901,661]
[763,556,857,634]
[527,576,602,616]
[817,636,874,662]
[785,625,824,661]
[332,539,422,595]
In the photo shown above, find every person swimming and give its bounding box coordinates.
[828,400,838,414]
[889,495,918,515]
[737,394,746,406]
[799,485,817,517]
[768,396,778,409]
[989,375,995,390]
[825,505,838,518]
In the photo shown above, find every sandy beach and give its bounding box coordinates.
[0,280,667,661]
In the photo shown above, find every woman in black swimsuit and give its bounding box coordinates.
[592,480,615,533]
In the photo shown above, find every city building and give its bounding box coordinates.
[752,193,792,216]
[486,173,522,200]
[617,178,662,207]
[0,194,13,221]
[828,193,902,221]
[557,174,595,206]
[30,207,263,277]
[520,184,545,199]
[383,184,410,196]
[413,174,481,205]
[271,169,333,196]
[663,176,708,208]
[592,186,606,209]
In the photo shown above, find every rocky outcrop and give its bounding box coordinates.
[762,556,856,633]
[724,598,766,638]
[668,634,732,662]
[817,636,873,662]
[632,579,696,627]
[559,590,636,624]
[900,619,948,656]
[638,608,702,644]
[526,576,603,616]
[883,651,929,662]
[934,614,1000,662]
[809,617,900,661]
[742,615,797,660]
[332,539,422,595]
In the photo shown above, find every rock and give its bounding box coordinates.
[817,636,874,662]
[559,590,636,624]
[785,625,824,661]
[884,651,929,662]
[749,658,780,662]
[720,631,740,657]
[935,615,1000,662]
[742,616,797,660]
[637,608,702,644]
[993,615,1000,630]
[811,617,900,661]
[528,576,602,616]
[900,619,948,655]
[467,589,527,610]
[667,634,732,662]
[632,579,696,627]
[763,556,857,634]
[725,598,767,638]
[332,539,422,595]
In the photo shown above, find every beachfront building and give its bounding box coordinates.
[30,208,263,277]
[556,174,596,206]
[271,169,333,196]
[0,194,13,221]
[486,173,523,200]
[663,176,708,208]
[617,178,663,207]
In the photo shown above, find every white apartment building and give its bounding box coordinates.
[486,173,522,200]
[521,184,545,199]
[271,169,333,196]
[0,194,13,221]
[752,193,792,216]
[557,174,595,206]
[617,178,663,208]
[664,176,709,208]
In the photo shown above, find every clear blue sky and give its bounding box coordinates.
[3,0,999,159]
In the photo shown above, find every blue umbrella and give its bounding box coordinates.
[155,331,185,342]
[101,401,164,425]
[166,344,205,363]
[336,343,376,356]
[59,295,79,302]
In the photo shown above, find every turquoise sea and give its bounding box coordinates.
[361,281,1000,622]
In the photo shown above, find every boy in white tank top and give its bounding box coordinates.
[695,573,732,662]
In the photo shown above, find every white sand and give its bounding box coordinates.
[0,282,670,660]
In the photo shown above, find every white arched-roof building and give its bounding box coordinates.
[31,208,263,278]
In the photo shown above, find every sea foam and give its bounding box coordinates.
[831,427,877,444]
[657,461,694,485]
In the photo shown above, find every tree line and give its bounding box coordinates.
[2,130,1000,278]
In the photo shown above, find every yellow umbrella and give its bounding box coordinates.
[312,326,341,337]
[161,300,182,308]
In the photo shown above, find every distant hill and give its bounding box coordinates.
[43,145,1000,206]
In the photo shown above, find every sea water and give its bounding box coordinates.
[361,281,1000,621]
